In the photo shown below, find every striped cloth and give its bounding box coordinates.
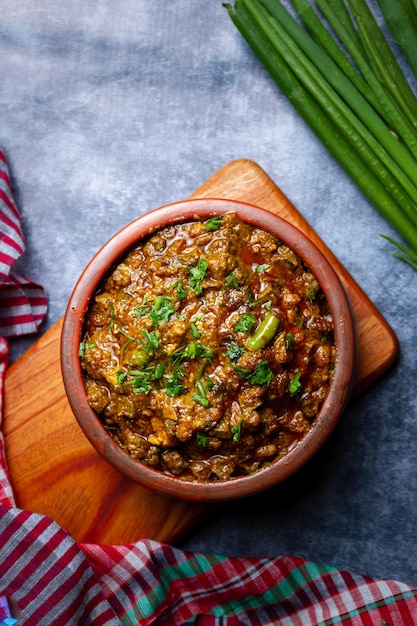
[1,148,417,625]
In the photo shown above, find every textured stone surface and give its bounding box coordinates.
[2,0,417,586]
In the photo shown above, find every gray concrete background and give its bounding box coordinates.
[2,1,417,586]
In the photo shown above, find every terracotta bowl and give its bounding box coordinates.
[61,198,356,501]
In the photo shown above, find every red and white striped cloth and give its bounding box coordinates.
[1,147,417,625]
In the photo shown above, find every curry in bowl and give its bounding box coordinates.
[79,212,336,483]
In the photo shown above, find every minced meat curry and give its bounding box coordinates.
[80,213,335,482]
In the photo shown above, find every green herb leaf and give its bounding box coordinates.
[231,419,244,442]
[190,322,201,339]
[288,372,302,397]
[108,301,116,330]
[149,295,175,326]
[227,344,245,361]
[188,258,208,295]
[233,312,257,334]
[141,328,160,353]
[130,375,153,395]
[134,297,151,318]
[196,431,209,447]
[165,378,188,397]
[168,280,187,300]
[154,363,166,379]
[204,216,223,232]
[170,342,213,364]
[192,378,210,407]
[234,359,273,386]
[79,341,95,358]
[225,271,239,288]
[285,332,295,350]
[116,369,127,385]
[248,360,273,386]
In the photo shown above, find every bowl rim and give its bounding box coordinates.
[61,198,356,501]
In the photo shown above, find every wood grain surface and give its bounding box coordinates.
[3,159,399,545]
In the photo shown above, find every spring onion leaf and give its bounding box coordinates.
[377,0,417,80]
[224,0,417,269]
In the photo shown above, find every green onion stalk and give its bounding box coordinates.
[223,0,417,270]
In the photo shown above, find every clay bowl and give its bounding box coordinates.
[61,198,356,501]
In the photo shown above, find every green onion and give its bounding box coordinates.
[377,0,417,80]
[223,0,417,268]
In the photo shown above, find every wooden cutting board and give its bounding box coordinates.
[3,159,399,545]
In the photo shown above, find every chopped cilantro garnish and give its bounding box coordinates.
[154,363,166,379]
[108,301,116,330]
[248,360,273,386]
[255,264,269,273]
[190,322,201,339]
[115,326,136,341]
[188,258,208,295]
[149,295,175,326]
[288,372,302,396]
[196,431,209,447]
[204,216,223,232]
[227,344,245,361]
[233,312,257,334]
[285,332,295,350]
[79,341,95,358]
[117,360,167,394]
[130,376,153,394]
[141,328,160,353]
[116,369,127,385]
[193,378,210,407]
[165,378,188,397]
[134,297,151,318]
[170,342,213,364]
[168,280,187,300]
[225,271,239,288]
[231,420,244,442]
[204,372,214,390]
[234,360,273,386]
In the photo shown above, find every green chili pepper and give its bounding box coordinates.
[246,313,280,351]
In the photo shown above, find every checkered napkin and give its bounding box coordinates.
[1,148,417,625]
